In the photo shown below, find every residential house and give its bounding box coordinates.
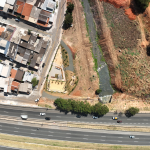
[11,81,20,94]
[19,82,32,94]
[0,63,12,78]
[22,71,34,82]
[14,69,24,82]
[10,68,18,79]
[41,0,56,13]
[0,38,10,55]
[0,0,7,10]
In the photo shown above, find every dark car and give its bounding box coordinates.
[45,117,51,120]
[76,115,81,118]
[42,63,45,68]
[117,120,122,123]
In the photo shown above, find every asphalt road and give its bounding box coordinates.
[0,122,149,145]
[0,146,25,150]
[0,105,150,126]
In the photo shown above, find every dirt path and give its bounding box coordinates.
[62,0,99,98]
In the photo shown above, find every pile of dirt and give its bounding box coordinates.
[124,8,136,20]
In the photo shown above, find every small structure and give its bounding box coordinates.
[19,82,32,94]
[11,81,20,94]
[10,68,18,79]
[22,71,34,82]
[14,69,24,82]
[0,64,12,78]
[41,0,56,13]
[0,38,10,55]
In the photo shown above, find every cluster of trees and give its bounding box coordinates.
[64,3,74,28]
[125,107,139,117]
[54,98,109,116]
[31,77,38,87]
[136,0,150,12]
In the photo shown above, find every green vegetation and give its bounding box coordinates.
[54,98,109,116]
[95,89,102,94]
[31,77,38,87]
[126,107,139,116]
[61,47,69,68]
[28,29,31,35]
[64,3,74,28]
[136,0,150,11]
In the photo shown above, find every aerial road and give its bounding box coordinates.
[0,122,149,145]
[0,104,149,126]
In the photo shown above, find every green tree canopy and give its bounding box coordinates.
[95,89,102,95]
[127,107,139,116]
[31,77,38,87]
[66,3,74,14]
[136,0,150,11]
[64,13,73,28]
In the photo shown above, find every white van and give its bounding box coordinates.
[21,115,28,120]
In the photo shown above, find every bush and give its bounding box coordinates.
[54,98,109,116]
[66,3,74,14]
[95,89,102,95]
[64,13,73,28]
[31,77,38,87]
[127,107,139,116]
[136,0,150,12]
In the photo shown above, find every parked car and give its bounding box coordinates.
[112,117,118,120]
[117,120,122,123]
[40,113,46,116]
[42,63,45,68]
[45,117,51,120]
[93,116,98,119]
[35,98,39,102]
[15,18,20,22]
[129,136,135,139]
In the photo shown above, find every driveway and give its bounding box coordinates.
[61,40,74,72]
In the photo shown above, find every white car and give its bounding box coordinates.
[40,113,46,116]
[21,114,28,120]
[129,136,135,139]
[35,98,39,102]
[93,116,98,119]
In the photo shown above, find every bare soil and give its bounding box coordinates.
[62,0,99,97]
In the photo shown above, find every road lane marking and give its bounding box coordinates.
[134,141,138,142]
[31,133,35,134]
[84,135,89,136]
[3,111,8,113]
[135,138,139,139]
[49,131,54,133]
[101,136,106,137]
[118,137,123,138]
[48,135,53,136]
[66,137,71,138]
[83,138,88,140]
[14,127,19,129]
[31,130,36,131]
[56,116,61,117]
[117,141,122,142]
[100,140,105,141]
[143,119,148,121]
[66,133,71,134]
[14,131,18,132]
[127,119,131,120]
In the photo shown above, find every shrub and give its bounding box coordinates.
[95,89,102,95]
[64,13,73,28]
[31,77,38,87]
[66,3,74,14]
[127,107,139,116]
[136,0,150,12]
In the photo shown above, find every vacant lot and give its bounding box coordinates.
[102,2,141,49]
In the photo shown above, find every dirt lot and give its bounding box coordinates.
[62,0,99,97]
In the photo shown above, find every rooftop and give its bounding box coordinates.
[22,3,33,17]
[6,0,16,5]
[30,6,41,19]
[21,31,31,42]
[0,64,12,78]
[15,0,24,14]
[23,71,34,82]
[41,0,56,12]
[0,0,7,8]
[19,82,32,93]
[15,69,24,81]
[11,81,20,91]
[0,27,5,36]
[10,68,18,79]
[6,42,18,59]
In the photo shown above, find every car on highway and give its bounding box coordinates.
[129,135,135,139]
[35,98,39,102]
[40,113,46,116]
[112,117,118,120]
[76,115,81,118]
[117,120,122,123]
[21,114,28,120]
[93,116,98,119]
[45,117,51,120]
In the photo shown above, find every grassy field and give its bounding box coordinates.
[61,47,69,68]
[0,133,150,150]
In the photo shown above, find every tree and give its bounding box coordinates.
[95,89,102,95]
[31,77,38,87]
[136,0,150,12]
[66,3,74,14]
[92,103,109,116]
[64,13,73,28]
[127,107,139,116]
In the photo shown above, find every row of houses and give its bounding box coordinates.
[0,0,57,28]
[0,23,49,69]
[0,62,38,95]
